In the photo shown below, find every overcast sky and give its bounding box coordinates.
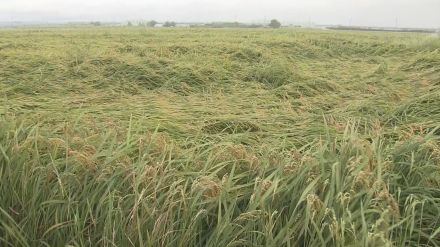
[0,0,439,28]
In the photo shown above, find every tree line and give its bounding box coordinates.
[123,19,282,28]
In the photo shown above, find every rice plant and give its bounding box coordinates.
[0,27,439,246]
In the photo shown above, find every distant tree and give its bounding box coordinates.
[127,21,133,27]
[203,22,263,28]
[147,20,158,27]
[163,21,176,27]
[90,21,101,26]
[269,19,281,29]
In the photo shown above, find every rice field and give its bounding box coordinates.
[0,27,440,246]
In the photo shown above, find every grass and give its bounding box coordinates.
[0,27,440,246]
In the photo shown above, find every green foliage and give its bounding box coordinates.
[203,22,264,28]
[164,21,177,27]
[146,20,158,27]
[89,21,101,26]
[269,19,281,29]
[0,27,440,246]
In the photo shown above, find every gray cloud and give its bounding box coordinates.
[0,0,439,28]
